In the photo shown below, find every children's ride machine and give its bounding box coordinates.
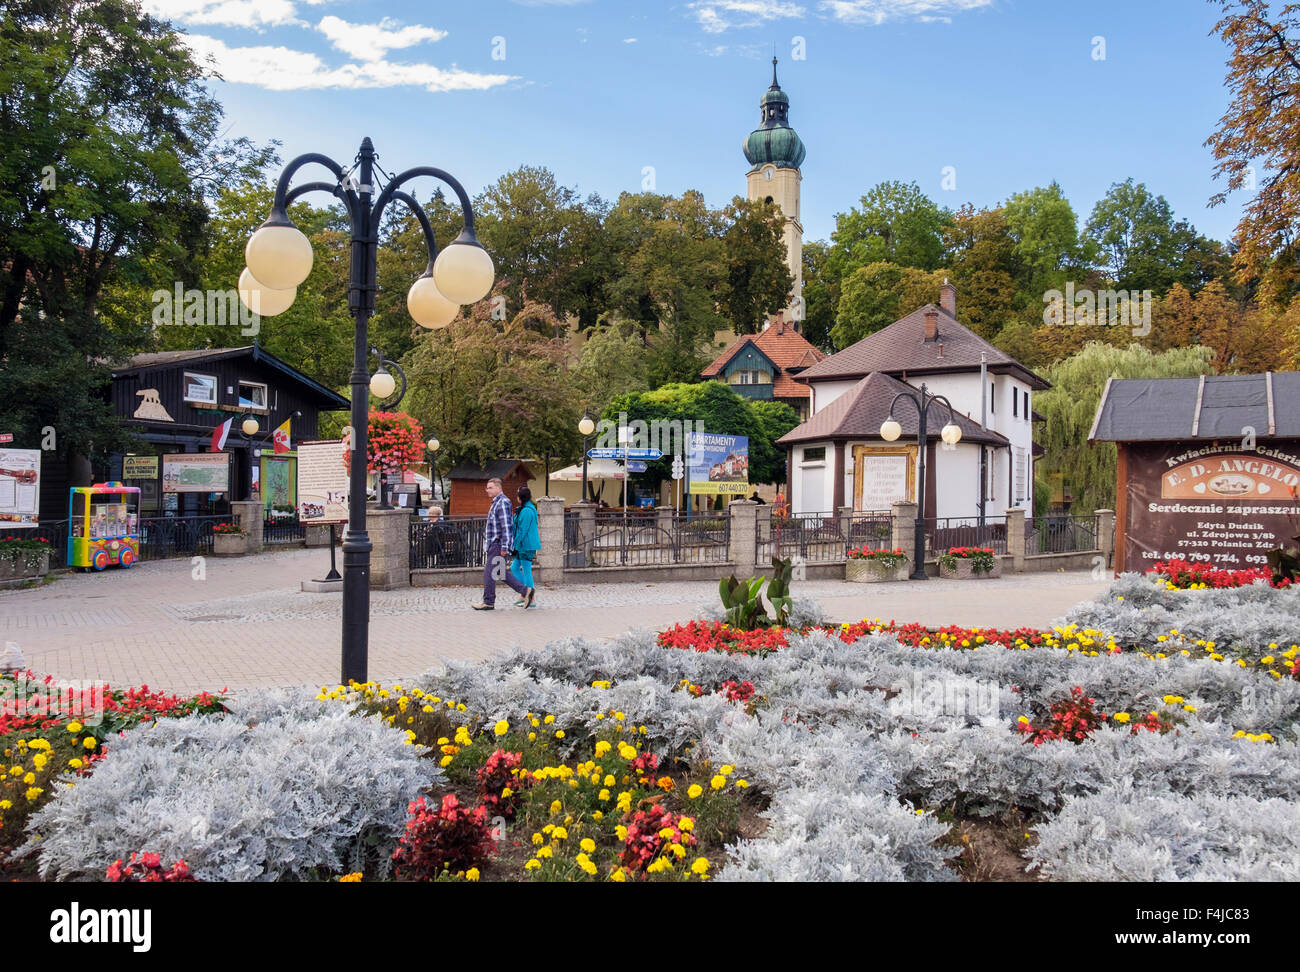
[68,482,141,570]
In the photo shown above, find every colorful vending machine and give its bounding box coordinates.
[68,482,141,570]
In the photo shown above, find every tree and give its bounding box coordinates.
[0,0,271,471]
[832,262,946,348]
[1151,281,1290,373]
[569,322,649,417]
[716,197,793,335]
[1036,343,1215,513]
[800,240,837,350]
[826,181,951,276]
[1003,183,1091,306]
[1085,179,1229,293]
[1206,0,1300,297]
[942,204,1021,339]
[402,289,579,472]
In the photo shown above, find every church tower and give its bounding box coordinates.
[743,57,806,329]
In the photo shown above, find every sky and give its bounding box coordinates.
[148,0,1247,246]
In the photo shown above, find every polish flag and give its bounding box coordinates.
[211,417,233,452]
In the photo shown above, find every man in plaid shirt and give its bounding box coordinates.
[473,477,532,610]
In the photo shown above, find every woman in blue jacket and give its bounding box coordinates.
[511,486,540,608]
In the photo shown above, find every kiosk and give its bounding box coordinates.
[68,482,141,570]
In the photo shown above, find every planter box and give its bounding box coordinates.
[939,556,1002,579]
[0,549,50,581]
[213,533,248,556]
[846,558,910,583]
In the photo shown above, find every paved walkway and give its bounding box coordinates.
[0,549,1110,694]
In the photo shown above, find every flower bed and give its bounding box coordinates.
[1147,558,1289,590]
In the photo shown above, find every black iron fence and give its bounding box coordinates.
[757,512,850,564]
[923,516,1009,557]
[410,516,487,570]
[263,510,305,544]
[1026,514,1099,556]
[30,515,238,563]
[565,511,730,567]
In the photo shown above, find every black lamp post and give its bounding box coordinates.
[369,347,408,511]
[578,412,595,503]
[880,382,963,581]
[242,137,493,684]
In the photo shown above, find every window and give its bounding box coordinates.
[238,381,268,410]
[802,446,826,463]
[737,370,765,385]
[989,382,995,414]
[1015,448,1027,504]
[183,372,217,405]
[1013,389,1018,418]
[1024,390,1030,419]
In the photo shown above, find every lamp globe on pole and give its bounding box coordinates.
[941,423,963,446]
[237,267,296,317]
[408,275,459,329]
[369,367,397,401]
[427,437,440,453]
[241,417,260,437]
[245,222,314,292]
[432,232,495,304]
[578,416,595,437]
[880,418,903,442]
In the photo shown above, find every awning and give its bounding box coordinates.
[549,459,626,482]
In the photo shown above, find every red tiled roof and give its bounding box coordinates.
[777,372,1010,447]
[703,324,826,400]
[797,305,1049,391]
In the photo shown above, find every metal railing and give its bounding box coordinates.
[758,512,844,564]
[923,516,1008,556]
[1026,513,1099,556]
[263,510,306,544]
[565,511,730,567]
[139,515,237,560]
[410,516,488,570]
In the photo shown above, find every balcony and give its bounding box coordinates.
[730,383,774,400]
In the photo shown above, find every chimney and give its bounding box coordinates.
[776,311,785,335]
[924,307,939,342]
[940,278,957,316]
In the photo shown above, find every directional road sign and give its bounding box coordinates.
[586,448,664,461]
[626,461,647,473]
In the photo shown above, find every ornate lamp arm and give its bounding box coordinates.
[266,152,359,227]
[388,189,440,274]
[372,166,478,239]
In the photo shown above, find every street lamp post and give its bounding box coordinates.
[369,347,407,511]
[879,382,963,581]
[578,413,595,504]
[426,437,440,503]
[242,137,493,684]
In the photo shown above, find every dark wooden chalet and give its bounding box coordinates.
[36,345,349,519]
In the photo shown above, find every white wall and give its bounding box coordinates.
[791,442,835,513]
[809,379,860,415]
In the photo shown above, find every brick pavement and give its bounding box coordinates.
[0,548,1110,695]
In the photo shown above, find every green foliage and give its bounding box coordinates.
[1036,342,1215,512]
[570,322,650,417]
[832,262,946,348]
[718,557,793,630]
[827,181,951,275]
[717,197,794,335]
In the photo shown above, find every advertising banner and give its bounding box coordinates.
[1124,442,1300,571]
[296,439,349,525]
[162,453,230,493]
[688,433,749,496]
[0,448,41,527]
[122,455,159,480]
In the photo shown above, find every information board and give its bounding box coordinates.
[0,448,41,527]
[162,453,230,493]
[297,439,350,525]
[688,433,749,496]
[122,455,159,479]
[853,446,915,513]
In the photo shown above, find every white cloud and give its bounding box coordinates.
[817,0,992,25]
[687,1,806,34]
[623,37,638,43]
[183,35,517,92]
[140,0,300,29]
[316,16,446,61]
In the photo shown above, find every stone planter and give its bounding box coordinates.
[846,558,910,583]
[938,556,1002,579]
[0,549,50,581]
[212,532,248,556]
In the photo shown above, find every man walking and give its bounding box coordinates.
[473,477,532,611]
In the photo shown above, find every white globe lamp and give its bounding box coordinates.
[408,275,459,329]
[370,369,397,400]
[238,267,296,317]
[880,419,903,443]
[432,234,494,304]
[245,223,314,291]
[241,417,260,437]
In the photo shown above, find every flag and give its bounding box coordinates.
[272,417,292,455]
[211,417,233,452]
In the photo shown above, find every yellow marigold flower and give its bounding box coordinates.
[615,825,628,841]
[23,772,35,785]
[1162,695,1183,706]
[439,755,454,767]
[555,730,565,740]
[550,800,562,815]
[598,788,610,801]
[544,714,555,724]
[736,779,749,788]
[1113,713,1131,724]
[679,816,694,831]
[537,846,553,859]
[532,832,544,845]
[501,787,514,798]
[658,826,675,840]
[456,703,467,712]
[614,711,625,721]
[552,826,568,841]
[66,721,83,734]
[671,843,686,859]
[1017,716,1030,724]
[691,857,710,875]
[32,754,47,771]
[687,784,703,799]
[720,764,735,775]
[338,872,363,882]
[528,732,536,741]
[437,737,449,745]
[592,811,604,821]
[610,868,626,882]
[617,742,637,760]
[0,800,10,810]
[580,838,596,853]
[525,859,541,871]
[494,720,509,737]
[68,758,82,770]
[594,741,612,757]
[604,773,616,786]
[1262,656,1275,666]
[1183,705,1196,713]
[465,868,480,881]
[710,775,726,790]
[25,786,43,801]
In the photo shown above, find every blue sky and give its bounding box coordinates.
[153,0,1245,246]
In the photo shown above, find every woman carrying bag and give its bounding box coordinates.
[510,486,540,608]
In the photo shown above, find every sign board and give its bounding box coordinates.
[122,455,159,480]
[390,483,421,509]
[626,461,648,473]
[687,433,749,496]
[853,446,915,512]
[297,439,350,525]
[0,448,41,527]
[671,455,684,481]
[162,453,230,493]
[1123,442,1300,571]
[0,434,12,443]
[587,448,664,461]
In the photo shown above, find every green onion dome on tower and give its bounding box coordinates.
[743,57,806,172]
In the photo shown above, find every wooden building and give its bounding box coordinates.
[38,345,350,520]
[448,460,535,517]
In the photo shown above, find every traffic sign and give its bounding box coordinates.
[670,455,684,480]
[587,448,664,461]
[626,461,647,473]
